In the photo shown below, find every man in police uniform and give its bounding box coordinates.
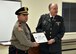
[36,3,65,54]
[9,7,39,54]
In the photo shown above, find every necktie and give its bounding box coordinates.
[51,17,53,21]
[51,17,55,27]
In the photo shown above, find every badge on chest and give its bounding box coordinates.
[56,22,61,26]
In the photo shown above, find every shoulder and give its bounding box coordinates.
[40,13,49,20]
[13,21,19,29]
[55,15,64,21]
[41,13,49,17]
[56,15,62,18]
[13,21,23,32]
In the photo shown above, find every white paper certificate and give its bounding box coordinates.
[33,33,47,43]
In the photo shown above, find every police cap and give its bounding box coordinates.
[15,7,28,15]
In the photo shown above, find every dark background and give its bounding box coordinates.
[62,2,76,32]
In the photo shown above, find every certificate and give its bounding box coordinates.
[33,32,47,43]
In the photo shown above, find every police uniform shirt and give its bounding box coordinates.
[11,21,34,51]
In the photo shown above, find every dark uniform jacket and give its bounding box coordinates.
[36,14,65,52]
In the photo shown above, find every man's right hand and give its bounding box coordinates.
[32,42,39,47]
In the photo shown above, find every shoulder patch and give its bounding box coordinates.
[18,23,23,31]
[18,27,23,31]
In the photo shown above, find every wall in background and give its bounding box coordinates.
[0,0,20,1]
[0,1,21,41]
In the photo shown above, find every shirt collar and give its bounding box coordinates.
[49,13,55,18]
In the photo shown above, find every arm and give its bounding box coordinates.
[13,27,37,47]
[54,17,65,42]
[36,15,44,32]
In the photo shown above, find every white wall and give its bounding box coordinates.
[0,1,21,41]
[21,0,62,32]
